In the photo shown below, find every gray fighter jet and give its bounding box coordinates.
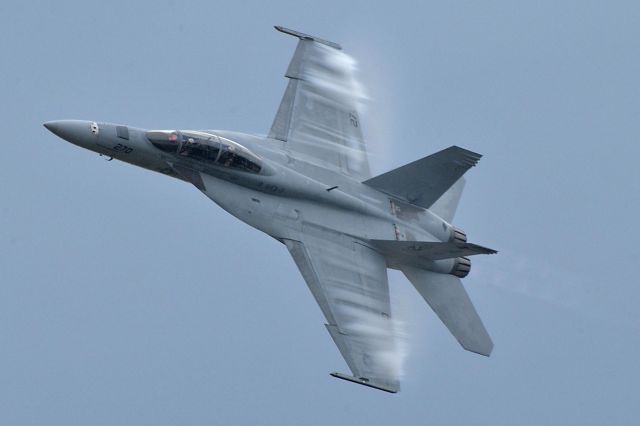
[44,26,496,393]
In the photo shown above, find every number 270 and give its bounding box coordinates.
[113,143,133,154]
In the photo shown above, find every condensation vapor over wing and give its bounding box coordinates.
[270,32,372,180]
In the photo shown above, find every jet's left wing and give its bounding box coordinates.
[283,232,401,393]
[269,26,371,180]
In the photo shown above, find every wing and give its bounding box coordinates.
[283,233,401,393]
[269,26,371,180]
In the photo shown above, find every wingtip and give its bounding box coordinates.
[483,245,498,255]
[330,372,399,393]
[450,145,483,166]
[460,242,498,256]
[273,25,342,50]
[458,328,494,357]
[461,340,494,357]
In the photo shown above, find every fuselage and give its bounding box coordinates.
[44,120,461,271]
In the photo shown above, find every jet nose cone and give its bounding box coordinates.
[43,121,58,133]
[44,120,78,139]
[43,121,60,134]
[43,120,94,146]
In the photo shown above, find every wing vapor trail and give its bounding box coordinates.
[329,272,408,380]
[294,45,409,376]
[286,42,372,177]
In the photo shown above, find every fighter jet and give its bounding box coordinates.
[44,26,496,393]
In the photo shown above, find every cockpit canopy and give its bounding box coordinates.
[146,130,262,174]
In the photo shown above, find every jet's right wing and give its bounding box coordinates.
[283,231,401,393]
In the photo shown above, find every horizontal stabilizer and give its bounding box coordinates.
[363,146,481,210]
[330,372,399,393]
[402,267,493,356]
[370,240,497,261]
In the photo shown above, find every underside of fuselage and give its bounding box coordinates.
[43,25,496,394]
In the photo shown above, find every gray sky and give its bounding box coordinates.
[2,1,640,424]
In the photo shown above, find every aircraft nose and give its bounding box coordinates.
[43,120,94,146]
[43,121,59,133]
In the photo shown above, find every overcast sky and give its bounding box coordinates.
[2,1,640,425]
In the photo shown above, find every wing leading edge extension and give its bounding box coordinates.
[284,234,402,393]
[270,26,371,180]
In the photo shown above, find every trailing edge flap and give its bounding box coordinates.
[401,266,494,356]
[370,240,497,261]
[363,146,481,210]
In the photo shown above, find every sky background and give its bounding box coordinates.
[2,1,640,424]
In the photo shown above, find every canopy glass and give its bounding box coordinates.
[146,130,262,174]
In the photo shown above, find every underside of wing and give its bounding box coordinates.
[283,234,402,393]
[270,26,371,180]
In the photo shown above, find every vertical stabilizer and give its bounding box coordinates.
[401,266,493,356]
[429,177,465,223]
